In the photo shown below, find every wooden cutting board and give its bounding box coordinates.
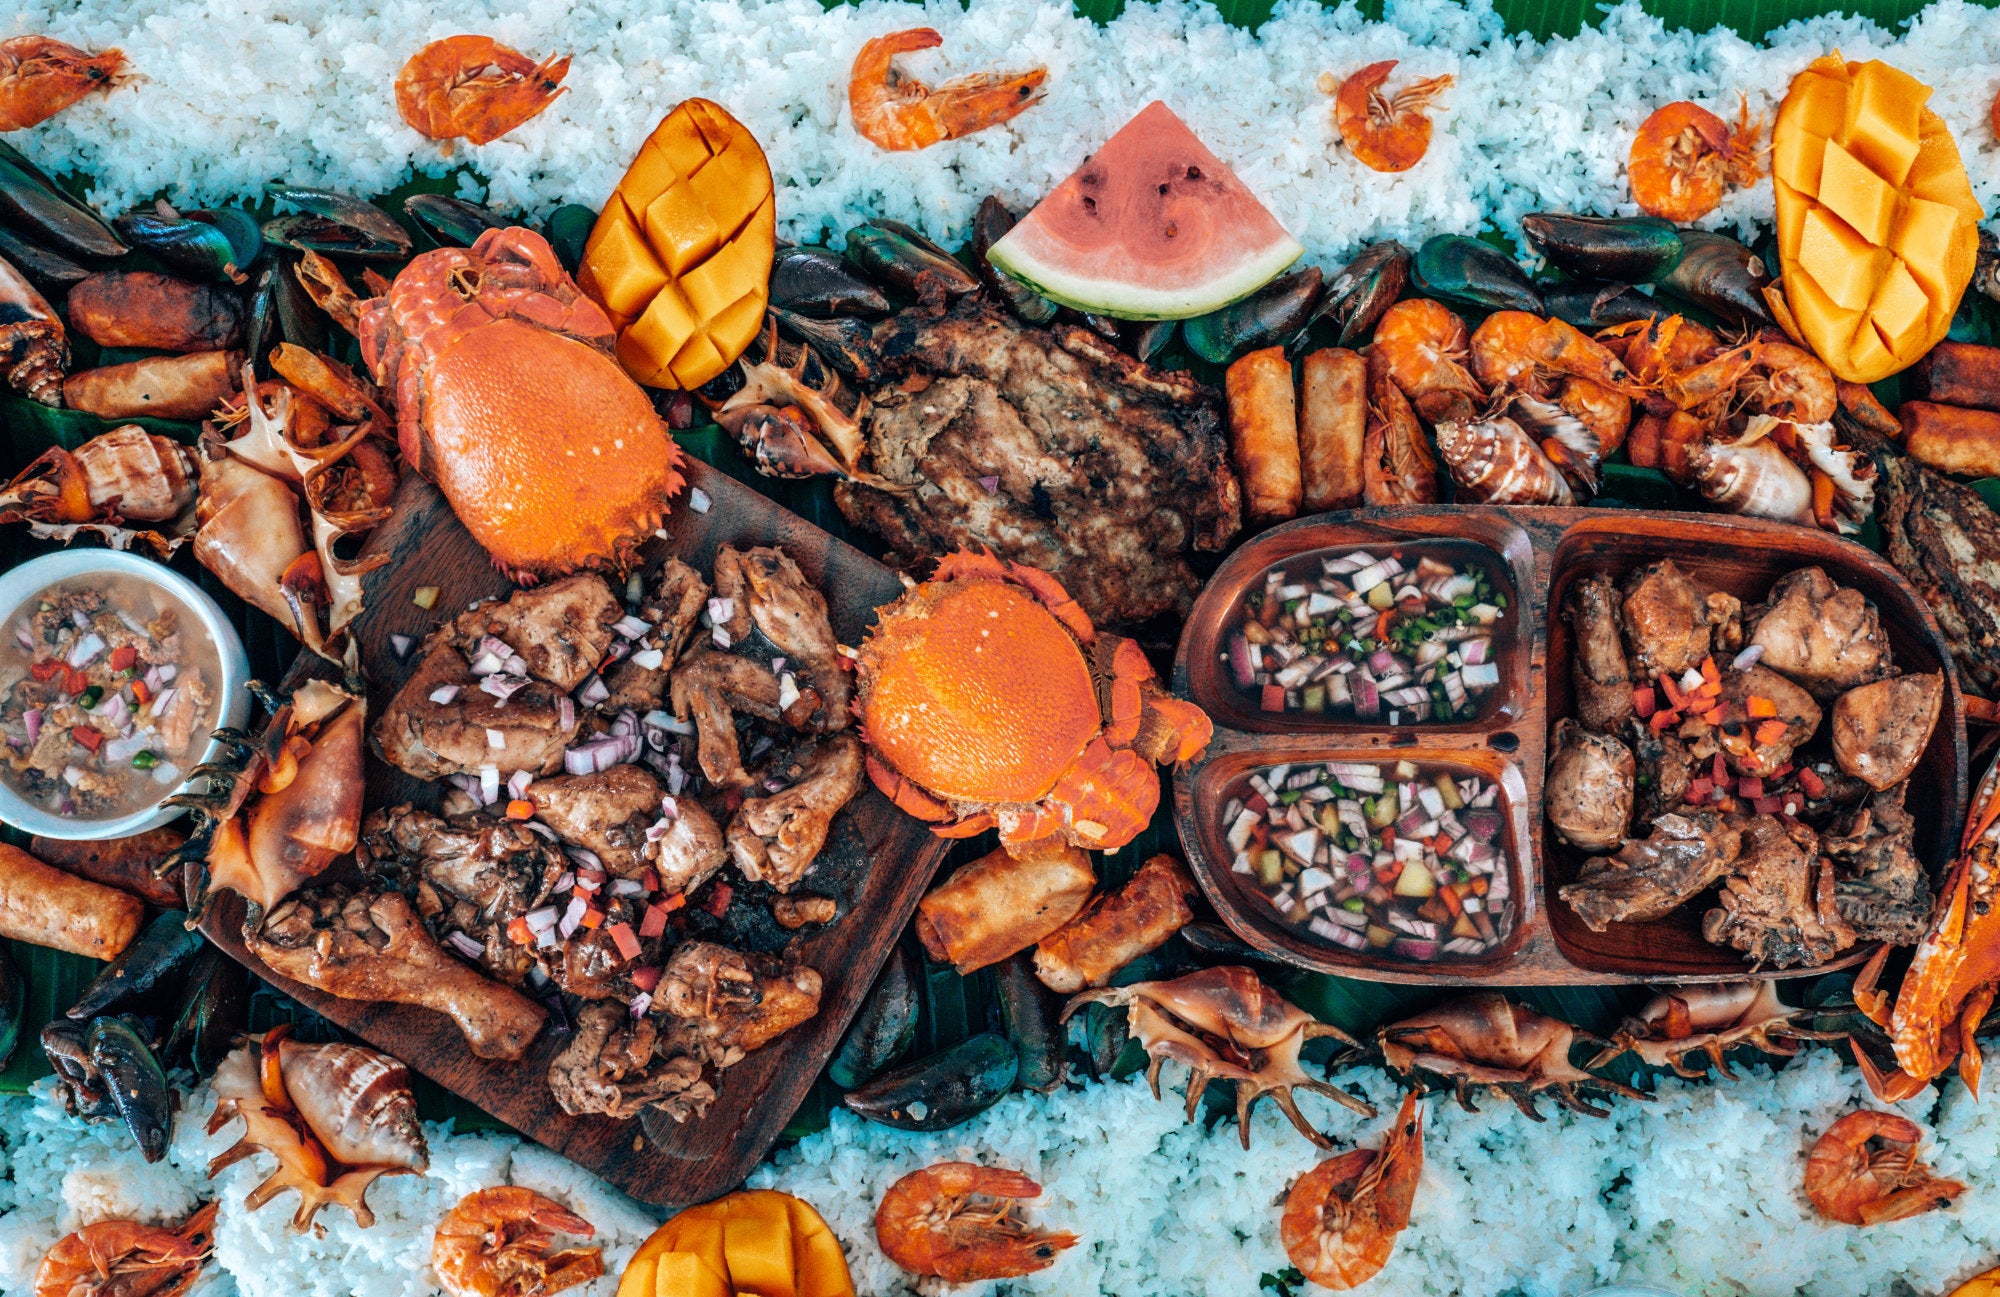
[204,456,949,1207]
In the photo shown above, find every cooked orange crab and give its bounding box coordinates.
[357,226,684,581]
[856,551,1211,851]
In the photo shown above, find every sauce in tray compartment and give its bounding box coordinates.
[0,577,222,820]
[1223,542,1509,726]
[1223,758,1514,962]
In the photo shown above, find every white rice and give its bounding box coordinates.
[754,1049,2000,1296]
[7,0,1999,271]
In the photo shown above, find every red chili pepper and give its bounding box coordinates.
[61,666,87,695]
[1649,709,1679,732]
[704,882,734,917]
[1260,683,1286,712]
[1738,776,1764,800]
[1632,686,1656,719]
[70,726,102,753]
[1712,754,1729,786]
[28,659,61,682]
[108,645,137,672]
[1685,777,1712,804]
[579,907,604,930]
[1660,674,1688,709]
[1753,719,1790,746]
[131,680,151,706]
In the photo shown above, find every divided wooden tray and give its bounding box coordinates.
[1172,505,1969,986]
[203,457,950,1207]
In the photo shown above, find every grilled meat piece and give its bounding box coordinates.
[1831,673,1943,791]
[838,297,1242,627]
[532,765,669,878]
[1627,721,1694,822]
[1702,815,1854,969]
[601,557,711,714]
[1545,720,1634,851]
[1677,664,1822,779]
[727,731,865,892]
[1620,560,1741,678]
[548,1002,712,1122]
[1569,574,1635,732]
[1823,786,1931,946]
[1878,452,2000,700]
[1560,810,1743,932]
[1744,566,1892,699]
[657,941,821,1070]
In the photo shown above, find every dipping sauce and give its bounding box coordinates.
[0,577,221,820]
[1225,544,1508,725]
[1223,759,1514,962]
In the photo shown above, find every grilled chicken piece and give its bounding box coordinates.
[712,546,850,727]
[1831,673,1943,791]
[1545,720,1633,851]
[601,557,710,714]
[1620,560,1741,678]
[250,885,546,1060]
[1878,452,2000,700]
[652,797,729,898]
[1560,811,1743,932]
[532,765,667,878]
[1824,786,1931,946]
[451,575,622,693]
[670,648,780,790]
[1627,721,1694,822]
[728,731,865,892]
[838,296,1242,628]
[657,942,822,1069]
[1702,815,1854,968]
[1678,664,1822,779]
[358,806,563,986]
[1744,567,1892,699]
[1569,574,1635,732]
[548,1002,712,1122]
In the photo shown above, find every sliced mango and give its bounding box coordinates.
[579,98,776,390]
[615,1190,855,1297]
[1773,52,1985,383]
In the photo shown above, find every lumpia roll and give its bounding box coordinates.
[30,828,187,908]
[1299,347,1367,511]
[1902,401,2000,479]
[1226,346,1302,523]
[0,843,144,959]
[916,839,1095,974]
[1033,854,1196,993]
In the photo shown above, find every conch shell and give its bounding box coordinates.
[0,424,198,555]
[1435,415,1576,505]
[1686,417,1813,525]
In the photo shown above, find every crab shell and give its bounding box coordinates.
[357,226,684,581]
[1378,991,1648,1119]
[1062,966,1371,1148]
[856,550,1212,851]
[1586,981,1841,1077]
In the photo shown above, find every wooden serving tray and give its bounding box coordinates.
[1172,506,1969,986]
[204,457,950,1207]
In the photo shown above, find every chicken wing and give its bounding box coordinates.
[531,765,667,878]
[1569,573,1635,732]
[727,732,864,892]
[1620,560,1741,678]
[602,557,711,714]
[548,1002,712,1122]
[1744,567,1892,699]
[1559,810,1742,932]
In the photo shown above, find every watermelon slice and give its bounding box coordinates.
[987,101,1304,321]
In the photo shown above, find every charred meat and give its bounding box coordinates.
[1823,787,1931,946]
[1878,452,2000,700]
[1620,560,1741,678]
[1701,815,1854,969]
[601,557,710,713]
[1744,566,1892,699]
[1544,720,1634,852]
[1830,673,1943,791]
[1560,810,1743,932]
[1568,573,1635,732]
[531,765,669,879]
[548,1002,712,1122]
[727,731,865,893]
[657,941,822,1070]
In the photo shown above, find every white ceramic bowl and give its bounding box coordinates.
[0,549,252,840]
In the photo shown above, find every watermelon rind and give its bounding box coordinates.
[985,234,1304,322]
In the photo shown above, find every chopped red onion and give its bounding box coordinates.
[66,633,105,668]
[711,626,732,649]
[141,665,165,693]
[552,870,576,893]
[478,764,501,805]
[665,751,686,796]
[485,728,506,750]
[62,765,84,786]
[576,868,608,893]
[92,692,129,730]
[56,796,75,816]
[614,615,653,640]
[977,475,999,492]
[610,878,645,897]
[567,846,605,871]
[576,674,610,708]
[558,695,576,730]
[23,709,41,743]
[660,794,679,819]
[631,647,664,671]
[389,634,413,659]
[103,734,148,763]
[428,684,460,705]
[688,487,711,514]
[611,709,640,738]
[155,663,177,684]
[777,673,800,713]
[628,992,652,1019]
[707,596,734,625]
[70,610,90,630]
[468,650,505,677]
[525,821,560,842]
[148,687,177,718]
[150,760,180,787]
[13,623,32,650]
[602,640,630,667]
[1732,643,1765,670]
[559,896,589,938]
[479,674,529,702]
[444,930,485,960]
[507,769,534,799]
[524,906,560,934]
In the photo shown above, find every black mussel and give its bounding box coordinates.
[1180,921,1277,966]
[841,1032,1017,1131]
[89,1016,174,1162]
[262,184,412,260]
[1657,229,1773,325]
[1075,999,1130,1079]
[771,307,877,382]
[770,244,891,318]
[68,909,204,1021]
[845,222,980,297]
[273,252,330,352]
[404,193,507,248]
[114,205,262,284]
[543,203,596,273]
[0,945,19,1071]
[162,946,247,1077]
[1183,265,1325,366]
[829,943,918,1089]
[1080,312,1123,341]
[1126,318,1178,364]
[1976,227,1999,305]
[1542,280,1663,330]
[1314,241,1410,347]
[1412,234,1543,314]
[42,1020,117,1121]
[970,196,1057,325]
[0,226,87,293]
[0,139,125,260]
[995,952,1065,1093]
[247,258,279,372]
[1519,213,1682,284]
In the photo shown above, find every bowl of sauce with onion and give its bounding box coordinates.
[0,550,250,839]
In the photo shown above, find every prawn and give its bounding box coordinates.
[1361,348,1442,505]
[394,36,570,151]
[1664,337,1836,424]
[1470,311,1642,399]
[1628,98,1764,223]
[1321,61,1453,174]
[34,1204,214,1297]
[1370,298,1480,411]
[1280,1092,1425,1291]
[848,29,1046,152]
[0,37,126,133]
[1803,1110,1965,1226]
[1558,378,1632,457]
[431,1187,603,1297]
[874,1162,1079,1283]
[1600,314,1722,389]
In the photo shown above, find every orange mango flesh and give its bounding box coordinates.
[615,1190,854,1297]
[578,98,776,390]
[1772,53,1984,383]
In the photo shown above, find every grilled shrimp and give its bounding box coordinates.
[394,36,570,150]
[430,1188,602,1297]
[1281,1092,1425,1291]
[848,29,1046,152]
[1470,311,1641,398]
[1627,98,1763,223]
[1321,60,1453,173]
[0,37,125,132]
[1361,347,1441,504]
[34,1206,213,1297]
[1803,1111,1964,1226]
[1371,298,1480,410]
[875,1162,1078,1282]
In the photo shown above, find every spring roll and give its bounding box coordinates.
[1033,854,1197,993]
[64,350,242,421]
[30,829,187,908]
[1913,342,2000,413]
[0,842,144,959]
[1299,347,1367,511]
[916,839,1095,974]
[1225,346,1302,524]
[1901,401,2000,479]
[66,271,244,352]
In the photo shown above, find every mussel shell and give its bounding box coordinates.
[841,1032,1017,1131]
[1542,280,1663,330]
[828,942,918,1089]
[1183,265,1325,366]
[41,1019,116,1118]
[1075,999,1130,1079]
[0,945,19,1071]
[1412,234,1543,314]
[0,226,87,293]
[115,208,262,284]
[273,252,331,352]
[162,946,246,1077]
[970,196,1057,325]
[771,307,877,382]
[404,193,507,248]
[543,203,596,273]
[1180,921,1277,966]
[67,908,204,1021]
[769,245,890,318]
[0,139,126,260]
[995,952,1065,1093]
[1519,213,1682,284]
[1314,240,1410,347]
[844,223,979,297]
[89,1015,174,1163]
[262,185,412,260]
[1657,229,1773,325]
[1126,318,1179,364]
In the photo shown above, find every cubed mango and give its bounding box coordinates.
[1816,140,1897,246]
[1841,59,1927,186]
